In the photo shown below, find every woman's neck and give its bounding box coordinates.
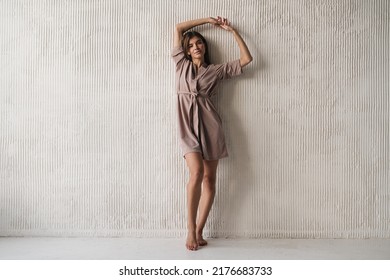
[192,58,204,69]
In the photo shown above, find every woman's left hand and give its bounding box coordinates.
[213,16,234,32]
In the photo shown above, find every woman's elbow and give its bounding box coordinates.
[175,24,184,33]
[240,56,253,67]
[247,55,253,64]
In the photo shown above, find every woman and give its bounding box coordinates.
[172,17,252,251]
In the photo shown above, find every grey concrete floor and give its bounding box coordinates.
[0,238,389,260]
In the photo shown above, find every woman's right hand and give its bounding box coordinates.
[208,17,220,26]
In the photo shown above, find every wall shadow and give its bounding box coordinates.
[207,37,268,237]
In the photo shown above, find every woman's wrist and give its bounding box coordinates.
[208,17,219,25]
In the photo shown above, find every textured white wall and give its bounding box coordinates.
[1,0,389,238]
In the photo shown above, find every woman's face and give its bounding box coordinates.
[187,36,205,61]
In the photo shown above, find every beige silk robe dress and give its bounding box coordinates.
[171,46,243,160]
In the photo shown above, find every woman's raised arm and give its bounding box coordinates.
[214,16,253,67]
[173,17,218,48]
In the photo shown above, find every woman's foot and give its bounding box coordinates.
[186,231,199,251]
[197,232,208,246]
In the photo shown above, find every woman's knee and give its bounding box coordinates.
[185,152,204,184]
[203,173,216,188]
[189,167,204,183]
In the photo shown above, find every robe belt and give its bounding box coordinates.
[178,91,211,147]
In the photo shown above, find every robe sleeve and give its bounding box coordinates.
[171,46,187,67]
[214,59,243,80]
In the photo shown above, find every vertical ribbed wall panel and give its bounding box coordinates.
[0,0,389,238]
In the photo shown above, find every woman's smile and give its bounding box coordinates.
[188,37,205,59]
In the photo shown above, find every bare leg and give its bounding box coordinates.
[196,159,219,246]
[184,152,204,251]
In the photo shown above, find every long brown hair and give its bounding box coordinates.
[182,31,211,65]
